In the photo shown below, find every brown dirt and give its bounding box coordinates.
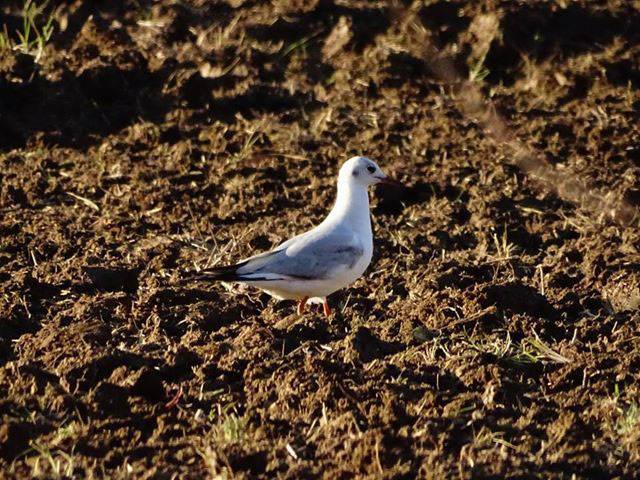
[2,0,640,478]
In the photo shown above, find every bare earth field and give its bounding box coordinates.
[1,0,640,478]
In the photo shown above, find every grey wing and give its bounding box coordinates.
[237,229,311,265]
[237,230,364,280]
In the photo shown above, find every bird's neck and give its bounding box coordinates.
[325,179,371,232]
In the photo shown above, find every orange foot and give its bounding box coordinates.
[297,296,309,315]
[323,298,331,317]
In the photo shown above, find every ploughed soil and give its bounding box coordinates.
[2,0,640,478]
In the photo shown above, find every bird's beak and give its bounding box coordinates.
[375,175,404,187]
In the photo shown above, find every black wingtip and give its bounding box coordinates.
[183,264,241,283]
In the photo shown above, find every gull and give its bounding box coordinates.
[191,156,400,316]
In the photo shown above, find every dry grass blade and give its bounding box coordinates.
[67,192,100,212]
[525,331,571,364]
[279,29,324,58]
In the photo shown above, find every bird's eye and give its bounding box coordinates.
[366,165,376,174]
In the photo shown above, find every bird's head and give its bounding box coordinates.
[339,156,402,188]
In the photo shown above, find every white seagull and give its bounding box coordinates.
[192,156,400,316]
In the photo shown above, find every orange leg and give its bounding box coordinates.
[323,298,331,317]
[297,296,309,315]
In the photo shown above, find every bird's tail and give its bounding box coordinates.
[181,250,281,284]
[183,263,244,283]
